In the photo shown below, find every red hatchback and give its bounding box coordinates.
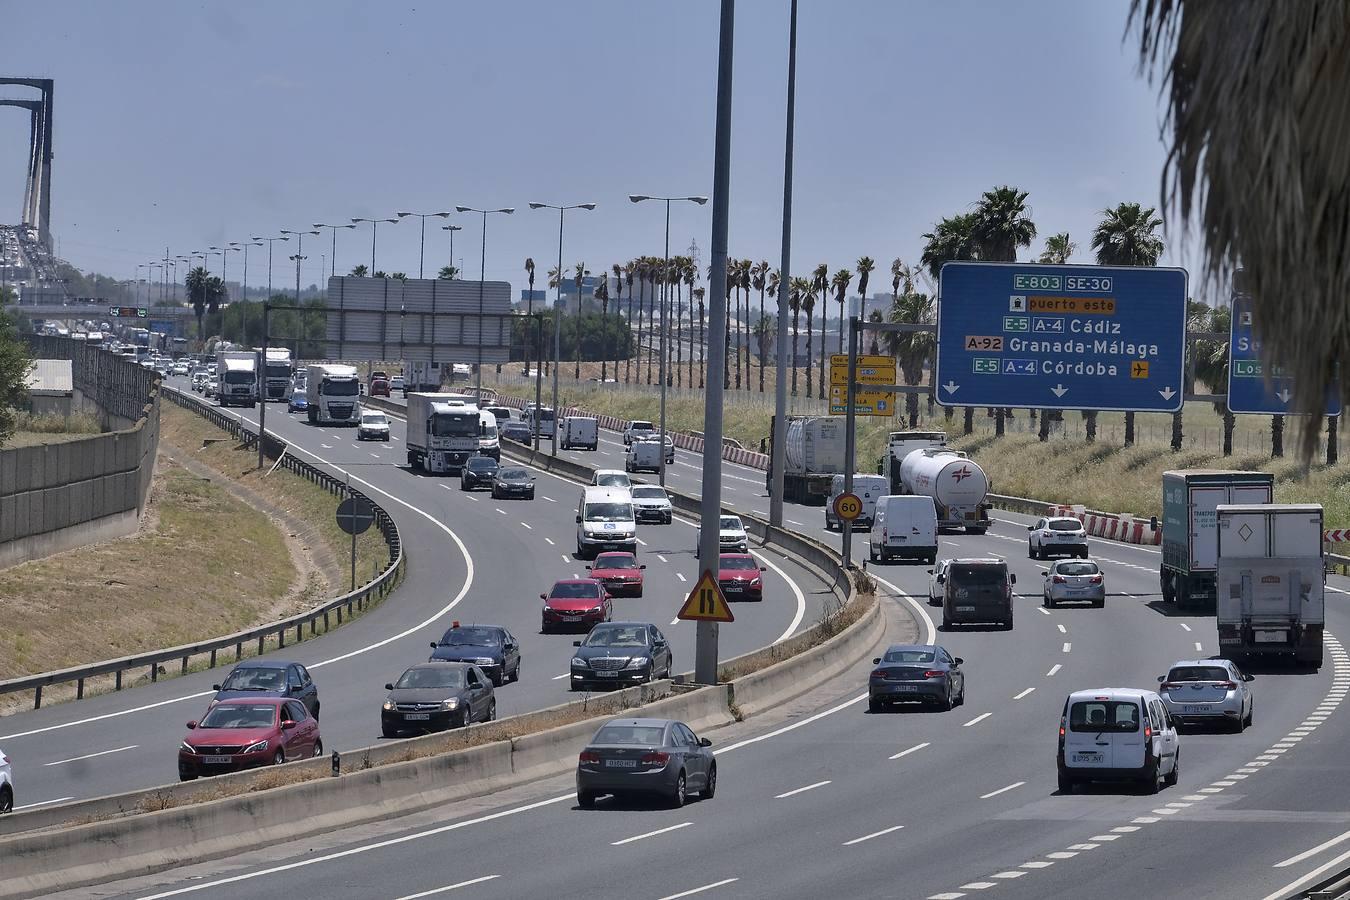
[541,579,612,633]
[587,552,646,597]
[718,553,766,602]
[178,698,321,781]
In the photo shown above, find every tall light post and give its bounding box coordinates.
[279,230,319,298]
[629,194,708,486]
[771,0,799,529]
[231,241,263,303]
[527,202,596,456]
[147,263,164,304]
[351,217,399,274]
[253,235,290,306]
[135,264,146,305]
[396,211,452,278]
[313,222,356,281]
[456,205,515,399]
[441,224,462,277]
[176,256,192,303]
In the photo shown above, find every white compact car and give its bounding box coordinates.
[623,420,656,446]
[0,746,12,813]
[718,515,749,553]
[1028,516,1090,560]
[631,484,674,525]
[1157,659,1254,732]
[1057,688,1179,795]
[926,559,952,606]
[357,410,391,441]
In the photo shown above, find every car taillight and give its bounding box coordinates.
[579,751,600,764]
[1161,683,1180,692]
[640,751,670,765]
[1052,575,1067,584]
[924,670,945,679]
[1144,723,1152,740]
[1089,575,1103,584]
[882,529,888,542]
[871,669,885,679]
[1220,681,1238,691]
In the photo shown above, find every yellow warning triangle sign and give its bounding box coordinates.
[677,569,735,623]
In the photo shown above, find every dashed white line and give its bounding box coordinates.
[1013,687,1035,700]
[676,573,687,582]
[466,494,480,502]
[890,742,930,760]
[1046,851,1079,859]
[550,673,569,681]
[775,780,831,799]
[992,871,1026,879]
[637,538,648,547]
[1062,642,1072,653]
[545,537,555,545]
[1194,641,1204,652]
[560,554,569,562]
[843,825,905,846]
[1056,623,1067,634]
[1046,664,1062,677]
[1020,860,1054,869]
[391,876,502,900]
[369,452,380,459]
[959,882,998,891]
[979,781,1025,799]
[962,713,992,727]
[658,554,668,563]
[612,822,693,846]
[320,443,333,449]
[1180,623,1192,632]
[657,879,740,900]
[496,508,507,515]
[521,522,533,530]
[1036,607,1051,616]
[43,745,138,766]
[670,617,680,626]
[543,496,556,503]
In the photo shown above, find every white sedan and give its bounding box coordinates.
[927,559,952,606]
[357,411,391,442]
[1027,516,1089,560]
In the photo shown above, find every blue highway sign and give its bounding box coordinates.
[1227,295,1340,416]
[934,262,1187,412]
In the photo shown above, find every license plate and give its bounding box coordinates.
[597,671,618,678]
[956,605,975,612]
[891,685,918,692]
[562,615,582,622]
[203,755,233,764]
[1181,705,1209,714]
[404,712,430,721]
[1256,631,1286,643]
[1068,588,1087,595]
[1073,752,1103,764]
[605,759,637,768]
[723,585,742,592]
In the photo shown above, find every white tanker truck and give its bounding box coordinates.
[897,449,991,534]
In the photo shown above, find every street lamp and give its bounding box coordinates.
[456,205,515,400]
[210,246,240,304]
[231,241,263,303]
[527,201,596,455]
[350,217,399,274]
[313,222,357,281]
[253,235,290,309]
[629,194,708,485]
[441,224,462,278]
[396,211,452,278]
[176,256,192,303]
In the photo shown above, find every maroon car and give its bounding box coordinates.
[178,698,321,781]
[587,552,646,597]
[541,579,612,633]
[718,553,766,602]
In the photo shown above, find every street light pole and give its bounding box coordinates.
[770,0,799,529]
[397,211,451,278]
[442,224,462,277]
[253,235,290,307]
[351,217,399,274]
[313,223,356,281]
[629,194,709,486]
[456,205,515,400]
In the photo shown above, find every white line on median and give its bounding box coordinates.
[1274,829,1350,868]
[657,879,740,900]
[1013,687,1035,700]
[391,875,502,899]
[13,796,73,810]
[890,742,930,760]
[1046,664,1062,677]
[843,825,906,846]
[612,821,693,846]
[963,713,992,727]
[980,781,1025,799]
[776,780,831,799]
[43,745,138,766]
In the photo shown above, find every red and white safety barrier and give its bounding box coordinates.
[1042,503,1161,546]
[1326,529,1350,543]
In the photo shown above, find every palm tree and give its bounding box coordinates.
[622,262,635,384]
[1094,202,1166,445]
[1038,232,1076,264]
[737,259,752,390]
[789,277,809,396]
[753,260,769,391]
[644,258,657,386]
[753,313,776,371]
[694,287,707,389]
[186,266,210,339]
[595,273,610,383]
[766,268,781,389]
[832,268,853,354]
[854,256,874,347]
[683,258,697,388]
[811,264,829,400]
[881,269,937,427]
[573,262,589,380]
[348,264,369,277]
[868,309,884,355]
[721,263,734,390]
[920,214,979,280]
[373,270,388,279]
[972,185,1037,262]
[437,265,459,280]
[546,264,563,378]
[803,281,817,401]
[1193,304,1234,454]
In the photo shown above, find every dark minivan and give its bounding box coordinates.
[941,558,1015,629]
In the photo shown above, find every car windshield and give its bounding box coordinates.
[584,625,649,647]
[219,667,286,691]
[439,627,500,646]
[948,564,1006,586]
[537,410,555,421]
[1069,700,1141,733]
[630,422,653,431]
[362,414,388,425]
[631,487,667,500]
[720,557,757,571]
[592,724,666,746]
[324,379,360,396]
[595,553,638,569]
[551,582,601,599]
[432,413,479,437]
[199,704,277,729]
[395,667,464,689]
[467,458,497,472]
[1168,666,1230,682]
[719,516,742,531]
[223,371,254,384]
[498,468,529,480]
[594,474,629,488]
[1055,562,1099,576]
[1048,519,1082,531]
[883,649,936,663]
[585,502,633,522]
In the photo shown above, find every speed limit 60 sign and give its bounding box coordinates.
[833,492,863,522]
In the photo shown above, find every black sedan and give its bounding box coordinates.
[576,717,715,809]
[429,622,521,686]
[381,662,496,737]
[501,420,531,444]
[210,659,320,717]
[491,466,536,500]
[460,455,499,491]
[570,622,673,692]
[867,643,965,712]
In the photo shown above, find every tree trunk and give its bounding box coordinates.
[698,303,706,389]
[963,407,974,435]
[724,292,732,390]
[1124,411,1135,447]
[1271,415,1284,458]
[1170,410,1183,451]
[1222,411,1234,456]
[995,408,1005,437]
[1085,411,1097,444]
[1038,409,1052,442]
[906,391,919,427]
[734,287,742,390]
[791,316,800,396]
[804,314,814,398]
[675,291,683,388]
[646,280,655,385]
[759,289,767,393]
[818,305,827,400]
[1328,416,1339,466]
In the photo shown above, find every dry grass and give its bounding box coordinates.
[716,588,873,682]
[4,410,106,448]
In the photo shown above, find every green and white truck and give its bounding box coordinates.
[1161,469,1274,609]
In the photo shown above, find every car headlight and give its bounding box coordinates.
[243,739,269,754]
[624,657,649,670]
[382,699,397,711]
[571,657,588,668]
[180,741,196,754]
[750,578,762,586]
[475,657,495,665]
[441,698,461,711]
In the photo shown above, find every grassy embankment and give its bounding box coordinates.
[3,410,103,448]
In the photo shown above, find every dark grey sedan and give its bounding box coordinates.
[380,662,495,738]
[868,644,965,712]
[491,466,535,500]
[211,660,319,718]
[576,717,715,809]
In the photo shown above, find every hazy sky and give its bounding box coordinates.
[0,0,1191,297]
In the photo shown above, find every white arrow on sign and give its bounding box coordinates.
[943,381,960,395]
[1159,387,1176,401]
[1051,384,1068,398]
[1277,389,1292,403]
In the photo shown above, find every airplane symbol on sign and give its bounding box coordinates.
[1132,362,1147,377]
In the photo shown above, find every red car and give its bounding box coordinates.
[369,377,391,397]
[718,553,766,602]
[587,552,646,597]
[541,579,612,633]
[178,697,321,781]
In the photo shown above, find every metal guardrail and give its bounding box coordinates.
[0,388,404,711]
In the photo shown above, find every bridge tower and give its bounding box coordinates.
[0,78,54,251]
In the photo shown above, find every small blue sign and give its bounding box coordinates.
[1226,295,1340,416]
[935,262,1187,412]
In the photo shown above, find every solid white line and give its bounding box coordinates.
[611,821,693,846]
[43,744,138,766]
[1180,623,1192,632]
[1013,687,1035,700]
[776,780,831,799]
[550,673,569,681]
[754,548,807,644]
[1046,664,1062,677]
[391,875,502,900]
[843,825,905,846]
[1275,830,1350,867]
[1056,623,1067,634]
[1062,642,1072,653]
[868,573,938,644]
[890,742,930,760]
[979,781,1025,799]
[963,712,992,727]
[1263,846,1350,900]
[713,692,866,755]
[13,796,73,810]
[656,878,740,900]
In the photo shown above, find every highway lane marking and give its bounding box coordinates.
[545,537,555,545]
[1056,623,1066,634]
[495,508,507,515]
[1090,835,1122,841]
[521,522,532,529]
[369,452,381,458]
[959,882,998,890]
[775,780,831,799]
[550,673,569,680]
[1180,623,1192,631]
[992,871,1027,879]
[1274,828,1350,868]
[657,878,740,900]
[1062,642,1072,653]
[43,744,137,766]
[1046,664,1062,677]
[962,713,992,727]
[1112,825,1141,832]
[1046,851,1080,859]
[979,781,1025,799]
[868,573,937,644]
[637,538,648,547]
[1194,641,1204,652]
[1036,607,1050,616]
[13,796,73,810]
[611,821,693,845]
[561,554,570,562]
[676,573,687,582]
[843,825,906,846]
[1013,687,1035,700]
[670,617,681,626]
[466,494,480,501]
[320,443,332,449]
[1067,843,1100,850]
[658,554,668,563]
[752,548,807,643]
[928,893,967,900]
[1020,860,1054,868]
[543,496,556,502]
[1132,816,1161,823]
[392,875,502,899]
[715,693,867,756]
[890,742,930,760]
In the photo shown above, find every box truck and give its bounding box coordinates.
[305,363,361,425]
[1161,470,1275,608]
[406,392,483,474]
[256,347,293,402]
[215,351,258,407]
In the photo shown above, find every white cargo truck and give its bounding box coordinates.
[561,416,599,451]
[405,392,483,474]
[766,414,847,505]
[1215,503,1324,668]
[305,363,361,425]
[257,347,293,402]
[216,351,258,407]
[898,449,990,534]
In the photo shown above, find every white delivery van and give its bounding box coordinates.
[826,474,890,531]
[561,416,599,451]
[1057,689,1179,795]
[523,405,556,439]
[576,486,637,559]
[625,440,663,474]
[869,495,938,565]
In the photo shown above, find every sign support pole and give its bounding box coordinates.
[841,316,859,567]
[347,470,356,592]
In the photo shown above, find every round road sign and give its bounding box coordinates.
[336,497,376,535]
[833,492,863,522]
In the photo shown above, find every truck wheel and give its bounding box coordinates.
[1160,571,1176,604]
[967,527,987,535]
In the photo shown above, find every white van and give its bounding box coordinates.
[625,440,663,474]
[522,405,556,438]
[1057,688,1180,795]
[576,486,638,559]
[826,474,889,531]
[561,416,599,451]
[869,495,938,565]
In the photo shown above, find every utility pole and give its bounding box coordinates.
[770,0,798,529]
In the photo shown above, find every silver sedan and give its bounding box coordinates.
[1158,659,1254,732]
[1042,559,1105,608]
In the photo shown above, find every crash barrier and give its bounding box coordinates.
[984,493,1164,547]
[1,338,159,568]
[0,386,403,711]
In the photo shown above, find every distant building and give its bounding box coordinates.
[519,288,546,304]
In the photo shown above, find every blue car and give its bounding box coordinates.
[209,660,320,717]
[429,623,521,686]
[288,393,309,412]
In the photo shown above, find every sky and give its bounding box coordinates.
[0,0,1195,299]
